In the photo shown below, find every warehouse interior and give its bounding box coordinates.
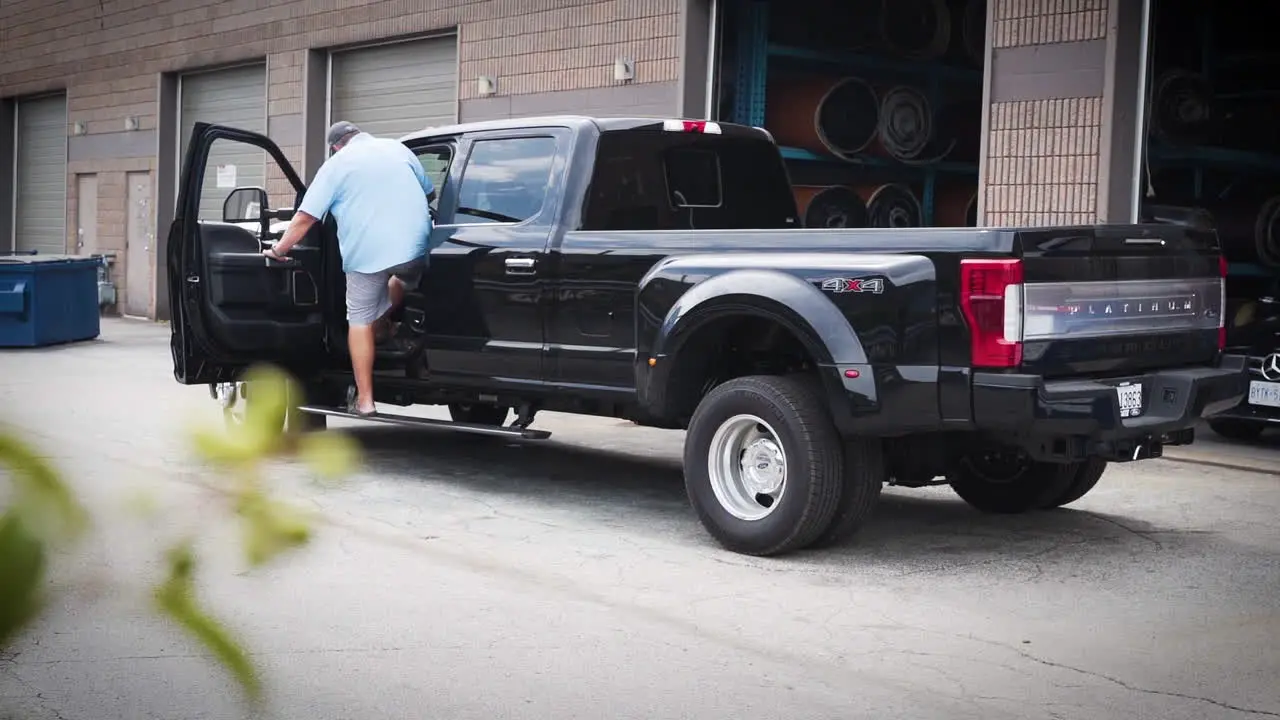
[1139,0,1280,349]
[710,0,985,229]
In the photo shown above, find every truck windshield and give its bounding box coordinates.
[581,130,799,231]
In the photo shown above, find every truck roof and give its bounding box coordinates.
[397,115,768,143]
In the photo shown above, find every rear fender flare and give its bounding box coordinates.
[640,268,871,420]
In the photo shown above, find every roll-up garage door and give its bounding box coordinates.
[179,64,266,221]
[14,95,68,254]
[330,37,458,141]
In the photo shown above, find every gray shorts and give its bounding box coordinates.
[345,256,426,326]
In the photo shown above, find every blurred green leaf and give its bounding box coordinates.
[297,432,360,482]
[2,363,361,709]
[238,365,295,453]
[0,429,88,544]
[0,510,46,648]
[153,542,262,704]
[237,491,311,568]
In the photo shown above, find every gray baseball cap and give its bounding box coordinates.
[326,120,361,148]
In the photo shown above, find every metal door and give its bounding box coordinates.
[178,64,267,222]
[125,172,153,317]
[14,94,68,254]
[75,174,98,254]
[329,36,459,140]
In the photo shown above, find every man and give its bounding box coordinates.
[265,120,433,416]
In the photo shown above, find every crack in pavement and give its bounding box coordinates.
[955,633,1280,717]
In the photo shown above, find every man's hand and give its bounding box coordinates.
[269,211,320,258]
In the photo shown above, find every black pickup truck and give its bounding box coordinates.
[168,116,1248,556]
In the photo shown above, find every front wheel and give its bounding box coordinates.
[212,381,327,433]
[682,375,844,556]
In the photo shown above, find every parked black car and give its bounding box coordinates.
[1207,293,1280,440]
[167,116,1248,556]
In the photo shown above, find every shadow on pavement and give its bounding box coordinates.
[341,425,1217,566]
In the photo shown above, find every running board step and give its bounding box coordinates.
[297,406,551,440]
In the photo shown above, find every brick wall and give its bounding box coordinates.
[981,0,1109,227]
[985,98,1103,226]
[0,0,681,317]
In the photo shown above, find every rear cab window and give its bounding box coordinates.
[581,126,799,231]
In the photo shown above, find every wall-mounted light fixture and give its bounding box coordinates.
[614,57,635,83]
[477,75,497,97]
[123,116,139,131]
[72,121,87,136]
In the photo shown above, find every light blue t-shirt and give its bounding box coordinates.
[298,133,433,274]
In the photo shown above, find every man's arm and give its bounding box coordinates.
[266,163,338,258]
[266,211,319,258]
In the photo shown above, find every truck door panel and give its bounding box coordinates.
[169,123,332,384]
[419,130,569,387]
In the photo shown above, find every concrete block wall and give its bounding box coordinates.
[0,0,682,319]
[979,0,1147,227]
[981,0,1109,227]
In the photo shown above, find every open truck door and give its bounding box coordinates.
[168,123,335,386]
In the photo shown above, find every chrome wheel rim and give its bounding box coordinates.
[707,414,788,521]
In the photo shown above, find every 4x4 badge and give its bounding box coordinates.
[821,277,885,294]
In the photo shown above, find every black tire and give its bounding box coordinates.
[1040,458,1108,509]
[682,375,844,556]
[948,449,1081,514]
[806,437,887,549]
[448,403,510,427]
[1207,418,1266,442]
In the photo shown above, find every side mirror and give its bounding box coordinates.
[273,208,296,221]
[223,187,268,223]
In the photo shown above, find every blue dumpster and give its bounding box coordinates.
[0,254,102,348]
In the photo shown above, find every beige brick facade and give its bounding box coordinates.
[985,97,1103,226]
[989,0,1107,48]
[982,0,1109,227]
[1,0,681,317]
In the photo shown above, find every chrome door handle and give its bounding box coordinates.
[504,257,536,275]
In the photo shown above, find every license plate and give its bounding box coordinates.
[1116,382,1144,418]
[1248,380,1280,408]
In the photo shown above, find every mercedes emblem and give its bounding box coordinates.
[1262,353,1280,382]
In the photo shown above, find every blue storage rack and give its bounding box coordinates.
[728,0,981,226]
[1142,6,1280,281]
[0,254,102,348]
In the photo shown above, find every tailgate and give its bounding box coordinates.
[1013,224,1225,378]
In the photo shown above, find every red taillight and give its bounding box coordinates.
[959,258,1024,368]
[1218,254,1228,350]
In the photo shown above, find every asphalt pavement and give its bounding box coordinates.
[0,318,1277,720]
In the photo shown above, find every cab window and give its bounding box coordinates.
[414,144,453,209]
[454,136,557,225]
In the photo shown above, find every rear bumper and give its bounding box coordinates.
[972,354,1250,461]
[1205,387,1280,426]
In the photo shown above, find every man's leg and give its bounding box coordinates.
[381,257,426,339]
[345,271,394,415]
